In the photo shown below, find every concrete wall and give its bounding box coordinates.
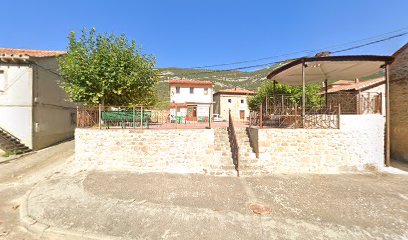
[32,57,76,149]
[0,63,34,148]
[75,128,216,173]
[390,44,408,162]
[248,115,385,173]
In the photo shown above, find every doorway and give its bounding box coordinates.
[240,110,245,120]
[187,105,197,121]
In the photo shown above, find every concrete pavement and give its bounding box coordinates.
[26,170,408,239]
[1,140,408,239]
[0,140,74,239]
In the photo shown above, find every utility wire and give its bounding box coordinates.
[188,26,408,69]
[160,31,408,78]
[331,32,408,54]
[34,29,408,79]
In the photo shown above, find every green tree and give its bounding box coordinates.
[247,80,323,110]
[58,28,158,106]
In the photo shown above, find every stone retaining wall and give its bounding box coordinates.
[248,115,385,173]
[76,115,385,174]
[75,128,216,173]
[390,44,408,162]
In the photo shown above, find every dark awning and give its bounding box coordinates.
[267,55,394,85]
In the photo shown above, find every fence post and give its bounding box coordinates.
[98,104,102,129]
[133,106,135,128]
[140,106,143,129]
[337,104,341,129]
[294,103,298,128]
[208,105,211,129]
[76,106,79,128]
[175,106,178,129]
[260,102,263,129]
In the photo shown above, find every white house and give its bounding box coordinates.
[0,48,76,152]
[169,80,213,121]
[213,88,255,121]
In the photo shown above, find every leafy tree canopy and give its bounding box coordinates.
[247,80,323,110]
[58,28,158,106]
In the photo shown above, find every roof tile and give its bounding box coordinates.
[0,48,66,58]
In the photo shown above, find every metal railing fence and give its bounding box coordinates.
[228,109,239,176]
[77,105,213,129]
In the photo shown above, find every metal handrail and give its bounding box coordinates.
[228,109,239,176]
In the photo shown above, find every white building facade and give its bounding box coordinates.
[169,80,213,121]
[0,49,76,151]
[213,88,255,121]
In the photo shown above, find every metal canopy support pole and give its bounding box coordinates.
[302,60,306,127]
[385,64,391,167]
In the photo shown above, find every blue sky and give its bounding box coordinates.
[1,0,407,69]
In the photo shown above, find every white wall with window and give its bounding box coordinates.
[0,64,34,148]
[170,86,213,104]
[213,94,253,122]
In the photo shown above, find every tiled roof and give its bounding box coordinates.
[324,77,385,94]
[393,43,408,57]
[215,87,255,95]
[169,79,213,86]
[0,48,66,57]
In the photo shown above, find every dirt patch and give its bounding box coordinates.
[247,203,272,215]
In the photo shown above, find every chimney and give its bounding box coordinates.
[315,51,331,57]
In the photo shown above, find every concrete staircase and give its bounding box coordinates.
[234,128,266,176]
[0,127,31,155]
[211,128,236,176]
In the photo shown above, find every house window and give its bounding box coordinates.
[204,88,208,95]
[0,70,5,92]
[228,99,231,103]
[190,87,194,94]
[241,99,244,104]
[176,87,180,94]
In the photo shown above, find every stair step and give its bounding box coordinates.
[0,127,31,154]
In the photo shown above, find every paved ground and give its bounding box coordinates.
[28,168,408,239]
[1,141,408,239]
[0,140,74,239]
